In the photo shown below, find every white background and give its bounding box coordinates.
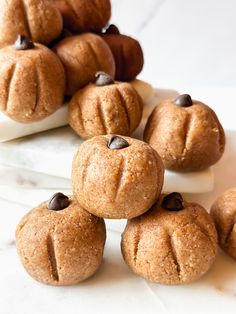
[111,0,236,89]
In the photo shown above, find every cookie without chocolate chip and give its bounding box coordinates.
[0,36,65,123]
[68,72,143,139]
[144,94,225,172]
[121,192,218,285]
[72,135,164,219]
[16,193,106,286]
[53,33,115,96]
[211,187,236,260]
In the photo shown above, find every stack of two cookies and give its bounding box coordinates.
[16,130,219,286]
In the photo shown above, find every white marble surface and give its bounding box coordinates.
[1,1,236,313]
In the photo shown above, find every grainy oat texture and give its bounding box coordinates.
[68,82,143,139]
[121,194,218,285]
[144,98,225,172]
[72,135,164,219]
[0,0,62,47]
[0,43,65,122]
[53,33,115,96]
[211,187,236,260]
[16,196,106,286]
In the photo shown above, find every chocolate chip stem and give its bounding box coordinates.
[174,94,192,107]
[48,193,70,211]
[104,24,120,35]
[95,71,114,86]
[13,35,35,50]
[162,192,184,211]
[108,136,129,150]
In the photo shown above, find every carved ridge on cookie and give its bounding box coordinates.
[96,94,107,133]
[114,155,125,200]
[75,100,84,133]
[224,220,236,246]
[116,87,131,133]
[169,234,181,279]
[207,107,225,154]
[65,0,81,22]
[5,64,16,112]
[133,223,141,265]
[86,40,101,71]
[19,0,32,39]
[90,0,104,25]
[47,234,59,282]
[32,67,40,113]
[193,219,216,253]
[181,113,193,156]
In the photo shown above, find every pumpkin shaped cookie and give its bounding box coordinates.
[211,187,236,260]
[0,0,63,47]
[121,192,218,285]
[68,72,143,139]
[144,94,225,172]
[53,33,115,96]
[16,193,106,286]
[52,0,111,33]
[101,25,144,81]
[72,135,164,219]
[0,36,65,123]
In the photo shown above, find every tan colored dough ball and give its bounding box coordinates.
[68,75,143,139]
[144,94,225,172]
[72,135,164,219]
[0,37,65,123]
[16,193,106,286]
[121,192,218,285]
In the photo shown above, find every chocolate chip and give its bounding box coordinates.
[95,71,114,86]
[48,193,70,211]
[13,35,34,50]
[108,136,129,150]
[104,24,120,35]
[174,94,192,107]
[162,192,184,211]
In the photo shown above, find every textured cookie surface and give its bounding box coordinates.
[144,96,225,171]
[68,82,143,139]
[72,135,164,219]
[53,33,115,96]
[0,43,65,122]
[121,194,217,284]
[101,34,144,81]
[211,187,236,259]
[16,195,106,285]
[0,0,62,47]
[53,0,111,33]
